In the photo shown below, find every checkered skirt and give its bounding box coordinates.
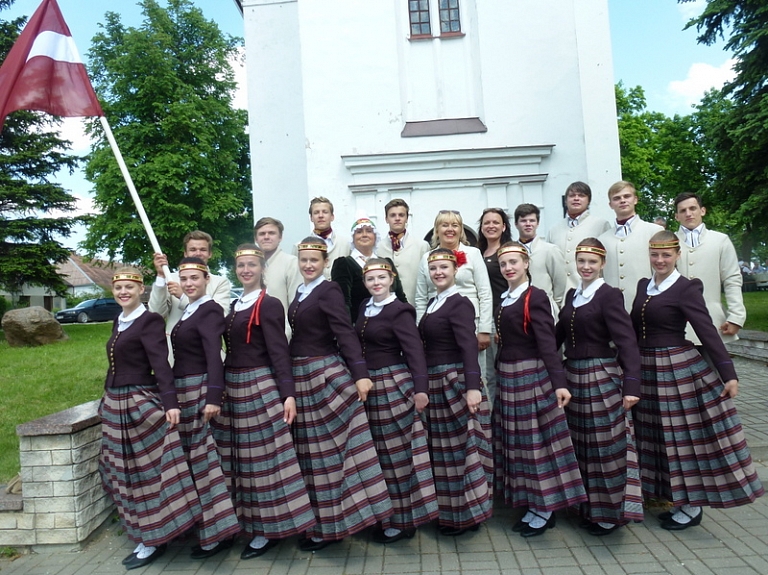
[424,363,494,530]
[366,364,439,530]
[635,345,764,507]
[212,366,316,538]
[291,354,393,540]
[565,358,644,524]
[99,386,202,546]
[494,359,587,512]
[175,374,241,546]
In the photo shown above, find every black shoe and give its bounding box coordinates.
[511,509,529,532]
[661,509,703,531]
[657,510,674,522]
[439,523,480,537]
[124,544,166,571]
[520,513,556,538]
[372,528,415,544]
[190,538,234,560]
[240,539,279,559]
[121,552,137,566]
[298,537,340,552]
[587,523,622,536]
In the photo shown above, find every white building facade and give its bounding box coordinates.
[242,0,619,244]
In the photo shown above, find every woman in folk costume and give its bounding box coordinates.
[288,237,393,551]
[100,268,203,571]
[631,231,763,530]
[415,210,493,384]
[214,245,316,559]
[493,242,586,538]
[331,215,407,324]
[418,248,493,536]
[555,238,644,535]
[169,258,240,559]
[355,258,439,544]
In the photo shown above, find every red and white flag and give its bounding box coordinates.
[0,0,103,131]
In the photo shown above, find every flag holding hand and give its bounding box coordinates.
[0,0,103,131]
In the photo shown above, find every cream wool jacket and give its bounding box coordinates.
[546,210,612,290]
[376,229,430,305]
[675,224,745,343]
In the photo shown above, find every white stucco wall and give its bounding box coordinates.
[242,0,620,245]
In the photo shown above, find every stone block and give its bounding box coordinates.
[72,440,101,464]
[35,513,55,529]
[0,514,18,529]
[71,425,100,449]
[53,481,75,497]
[16,513,34,530]
[28,434,72,451]
[0,528,35,547]
[20,467,33,483]
[54,512,76,528]
[35,528,78,545]
[72,457,99,480]
[19,436,31,451]
[23,481,54,498]
[39,498,74,513]
[20,450,52,467]
[51,449,73,465]
[73,473,101,496]
[32,464,74,482]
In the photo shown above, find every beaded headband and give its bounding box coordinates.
[112,273,143,284]
[297,241,328,252]
[649,239,680,249]
[427,252,457,263]
[575,245,607,258]
[235,248,264,259]
[178,263,209,274]
[363,262,395,276]
[497,245,528,258]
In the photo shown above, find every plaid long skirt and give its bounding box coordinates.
[565,358,644,524]
[494,359,587,512]
[635,346,764,507]
[424,363,493,530]
[175,374,241,546]
[99,386,202,547]
[366,365,439,530]
[212,367,316,538]
[291,354,393,540]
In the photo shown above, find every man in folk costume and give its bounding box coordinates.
[293,196,350,278]
[598,181,663,312]
[376,198,430,305]
[673,192,745,344]
[547,181,612,290]
[514,203,567,317]
[254,216,302,337]
[150,230,231,363]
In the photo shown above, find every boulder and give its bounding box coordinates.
[1,306,69,347]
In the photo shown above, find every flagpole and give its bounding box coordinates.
[99,116,172,279]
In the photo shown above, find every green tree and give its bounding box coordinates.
[0,0,81,300]
[82,0,251,271]
[684,0,768,257]
[615,82,709,223]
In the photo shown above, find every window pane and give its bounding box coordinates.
[420,0,429,9]
[451,21,460,32]
[410,0,419,10]
[439,0,448,7]
[421,23,431,34]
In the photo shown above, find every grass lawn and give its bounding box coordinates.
[742,291,768,332]
[0,323,110,482]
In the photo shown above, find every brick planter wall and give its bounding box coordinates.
[0,400,113,551]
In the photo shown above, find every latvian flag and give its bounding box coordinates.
[0,0,103,131]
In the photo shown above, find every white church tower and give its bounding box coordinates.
[241,0,620,243]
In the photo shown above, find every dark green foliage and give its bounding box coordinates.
[82,0,252,271]
[0,0,81,298]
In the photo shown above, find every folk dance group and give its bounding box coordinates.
[100,187,763,570]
